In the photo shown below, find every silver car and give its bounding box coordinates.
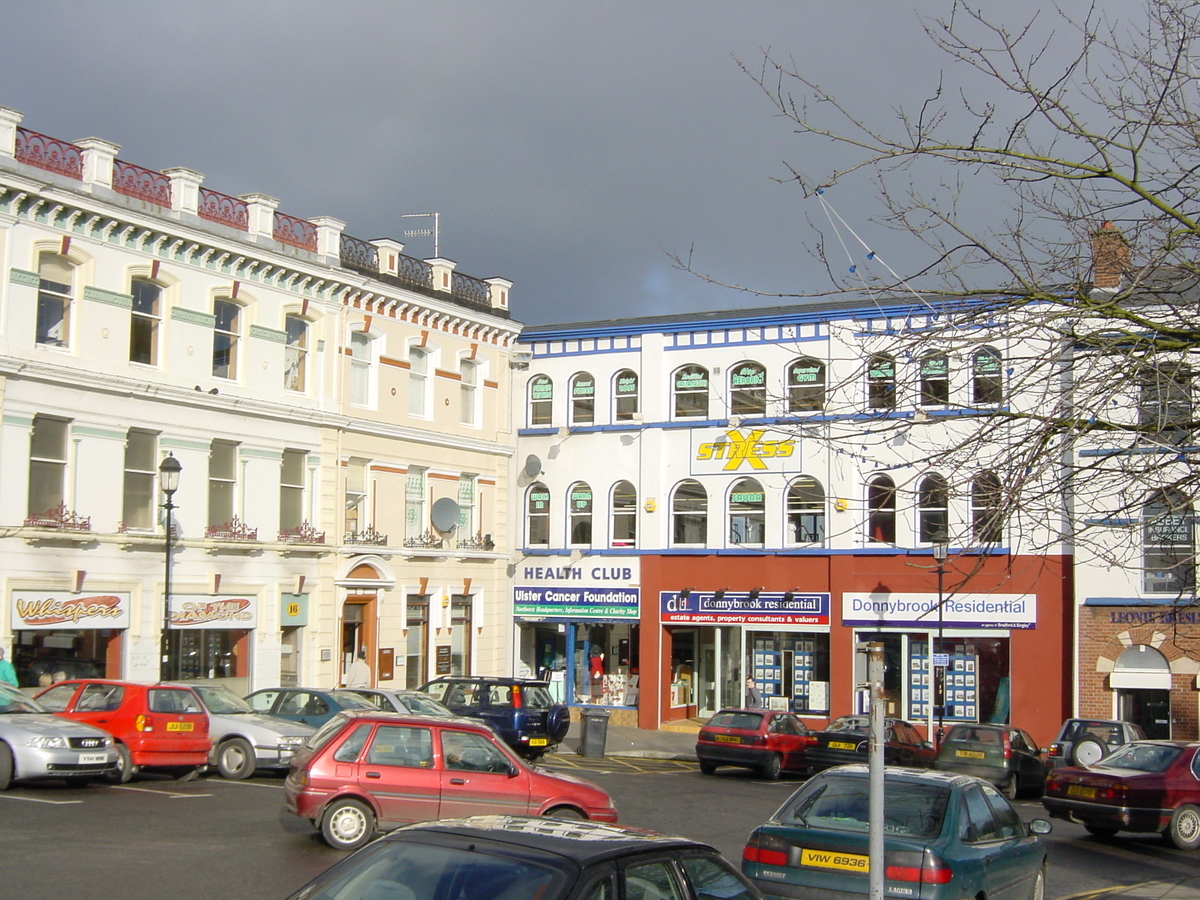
[340,688,454,717]
[185,683,315,780]
[0,683,117,787]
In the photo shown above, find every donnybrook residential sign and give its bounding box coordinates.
[841,592,1037,629]
[513,557,640,619]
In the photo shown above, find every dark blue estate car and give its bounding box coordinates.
[419,677,571,760]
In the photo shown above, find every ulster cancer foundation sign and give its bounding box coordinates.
[514,558,640,619]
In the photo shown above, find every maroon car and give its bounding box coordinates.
[284,710,617,850]
[695,708,815,779]
[1042,740,1200,848]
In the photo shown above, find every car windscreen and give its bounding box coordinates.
[826,716,870,735]
[708,712,763,730]
[191,684,253,714]
[778,776,950,838]
[401,694,453,716]
[329,690,378,710]
[290,836,567,900]
[1101,743,1182,773]
[0,685,45,714]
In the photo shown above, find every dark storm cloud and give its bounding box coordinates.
[0,0,1077,324]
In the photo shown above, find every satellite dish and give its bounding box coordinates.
[524,455,542,478]
[431,497,461,532]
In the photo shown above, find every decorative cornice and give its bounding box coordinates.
[9,267,38,287]
[83,285,133,309]
[249,324,286,343]
[171,306,216,328]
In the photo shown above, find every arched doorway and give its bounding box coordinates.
[1112,644,1172,739]
[339,561,386,688]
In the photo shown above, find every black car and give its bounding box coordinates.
[932,723,1048,799]
[806,715,935,775]
[285,815,764,900]
[419,676,571,760]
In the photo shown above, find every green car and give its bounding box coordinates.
[742,765,1050,900]
[933,724,1048,800]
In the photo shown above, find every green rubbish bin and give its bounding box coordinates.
[578,707,610,758]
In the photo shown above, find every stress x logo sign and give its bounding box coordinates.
[695,429,795,471]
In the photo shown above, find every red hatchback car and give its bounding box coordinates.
[35,680,210,782]
[1043,740,1200,848]
[695,708,815,779]
[285,710,618,851]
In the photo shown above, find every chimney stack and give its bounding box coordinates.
[1092,221,1129,290]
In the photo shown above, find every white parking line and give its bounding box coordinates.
[217,780,284,789]
[109,785,212,799]
[0,794,83,805]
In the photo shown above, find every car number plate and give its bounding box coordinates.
[78,753,107,764]
[1067,784,1097,798]
[528,738,548,746]
[829,741,857,750]
[956,750,986,759]
[166,722,194,732]
[801,849,868,872]
[715,735,741,743]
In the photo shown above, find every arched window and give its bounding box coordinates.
[349,331,372,405]
[973,347,1004,404]
[673,365,710,419]
[212,298,241,379]
[918,474,949,543]
[787,477,825,544]
[729,361,767,416]
[867,475,897,543]
[409,346,429,417]
[672,480,708,545]
[130,277,162,366]
[1144,488,1194,593]
[788,358,825,412]
[614,370,639,421]
[920,353,949,406]
[867,354,896,409]
[36,252,74,347]
[729,477,765,545]
[284,314,308,392]
[568,482,593,546]
[528,375,553,426]
[570,372,596,425]
[526,483,551,547]
[971,472,1003,543]
[610,480,637,547]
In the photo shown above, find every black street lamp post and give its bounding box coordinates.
[932,538,949,749]
[159,454,181,682]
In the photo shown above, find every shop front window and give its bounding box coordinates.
[749,633,830,715]
[13,629,121,688]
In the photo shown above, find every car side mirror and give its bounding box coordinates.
[1028,818,1052,835]
[921,741,933,750]
[507,763,520,778]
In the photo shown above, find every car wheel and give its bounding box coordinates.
[1166,805,1200,850]
[544,806,586,820]
[547,705,571,742]
[759,753,782,780]
[1072,737,1107,766]
[0,742,13,790]
[1084,824,1118,838]
[698,759,717,775]
[103,744,134,784]
[1030,864,1046,900]
[216,737,257,780]
[321,798,376,851]
[1003,773,1020,801]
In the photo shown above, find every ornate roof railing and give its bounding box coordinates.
[113,159,172,206]
[198,187,249,230]
[24,503,92,532]
[15,128,82,180]
[274,211,318,251]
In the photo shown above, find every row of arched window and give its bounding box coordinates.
[525,348,1005,427]
[523,472,1006,548]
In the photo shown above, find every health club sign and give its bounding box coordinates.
[513,558,640,619]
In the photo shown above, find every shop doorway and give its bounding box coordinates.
[1118,688,1171,739]
[280,626,300,686]
[341,596,376,685]
[405,594,429,688]
[1112,644,1172,739]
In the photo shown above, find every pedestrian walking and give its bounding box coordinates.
[345,648,372,688]
[745,676,763,709]
[0,648,17,687]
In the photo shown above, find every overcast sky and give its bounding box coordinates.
[2,1,1114,325]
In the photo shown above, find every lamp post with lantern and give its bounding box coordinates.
[159,453,182,682]
[932,537,950,749]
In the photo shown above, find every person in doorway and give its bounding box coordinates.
[0,648,16,687]
[745,676,763,709]
[345,648,372,688]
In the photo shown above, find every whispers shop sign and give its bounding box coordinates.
[660,590,830,625]
[12,591,132,630]
[514,557,640,619]
[169,595,259,629]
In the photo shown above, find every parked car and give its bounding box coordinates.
[35,679,210,782]
[1042,740,1200,847]
[418,676,571,760]
[695,708,815,779]
[1044,718,1145,768]
[285,814,764,900]
[742,765,1051,900]
[340,688,454,717]
[182,682,314,779]
[244,687,376,729]
[805,715,935,774]
[284,710,618,850]
[0,682,118,788]
[933,723,1048,799]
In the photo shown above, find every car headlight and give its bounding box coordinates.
[27,736,69,749]
[277,735,306,749]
